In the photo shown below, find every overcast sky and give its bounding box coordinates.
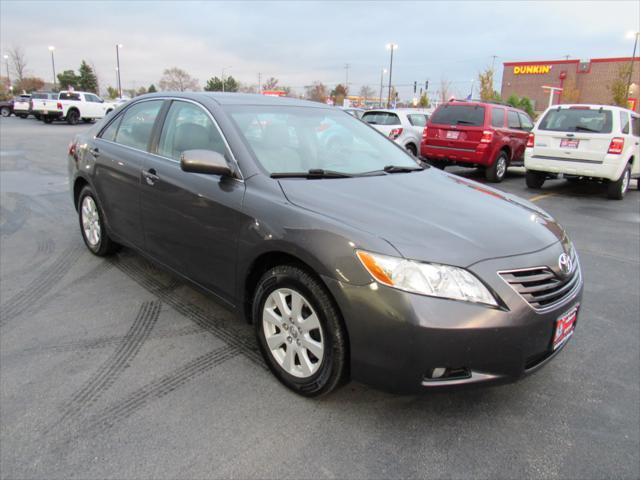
[1,0,639,99]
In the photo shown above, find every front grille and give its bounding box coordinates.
[499,252,581,311]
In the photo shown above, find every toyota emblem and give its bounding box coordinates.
[558,253,573,276]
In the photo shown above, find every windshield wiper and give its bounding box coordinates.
[270,169,354,179]
[456,120,476,125]
[383,165,425,173]
[574,125,600,133]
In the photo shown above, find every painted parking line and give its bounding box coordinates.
[528,192,559,202]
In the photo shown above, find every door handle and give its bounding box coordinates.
[90,147,100,157]
[143,168,159,186]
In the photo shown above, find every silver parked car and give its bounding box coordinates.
[362,108,430,156]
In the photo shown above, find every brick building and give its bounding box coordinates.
[501,57,640,114]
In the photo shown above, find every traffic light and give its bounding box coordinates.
[413,81,417,93]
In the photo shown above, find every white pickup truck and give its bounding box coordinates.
[33,90,117,125]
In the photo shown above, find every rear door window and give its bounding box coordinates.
[113,100,164,151]
[362,112,401,126]
[507,111,521,129]
[429,105,485,126]
[538,108,613,134]
[518,113,534,131]
[407,114,428,127]
[59,92,81,101]
[631,116,640,137]
[620,111,630,134]
[491,108,505,128]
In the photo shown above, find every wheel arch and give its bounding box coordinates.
[73,176,90,210]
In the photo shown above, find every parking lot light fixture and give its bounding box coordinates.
[379,68,387,108]
[116,44,123,98]
[3,54,10,89]
[386,43,398,108]
[48,46,57,91]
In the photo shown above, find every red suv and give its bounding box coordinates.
[420,100,534,182]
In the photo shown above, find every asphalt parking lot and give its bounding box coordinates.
[1,115,638,480]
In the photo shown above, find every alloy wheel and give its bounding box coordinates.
[81,196,101,247]
[262,288,324,378]
[496,156,507,179]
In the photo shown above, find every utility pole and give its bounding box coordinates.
[563,54,571,60]
[626,32,639,106]
[386,43,398,108]
[116,44,123,98]
[379,68,387,108]
[258,72,262,94]
[344,63,350,92]
[491,55,498,71]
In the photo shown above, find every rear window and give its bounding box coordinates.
[429,105,485,127]
[407,114,428,127]
[538,108,613,134]
[362,111,401,126]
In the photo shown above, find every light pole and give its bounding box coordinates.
[379,68,387,108]
[48,46,56,90]
[3,54,9,89]
[626,31,640,107]
[221,66,231,92]
[386,43,398,108]
[115,44,123,98]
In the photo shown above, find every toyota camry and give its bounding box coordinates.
[68,93,583,396]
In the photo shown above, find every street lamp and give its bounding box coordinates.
[48,46,56,90]
[386,43,398,108]
[626,31,639,107]
[221,66,232,92]
[379,68,387,108]
[3,54,10,89]
[115,44,123,98]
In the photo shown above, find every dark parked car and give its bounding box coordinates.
[421,100,534,182]
[68,93,583,396]
[0,98,14,117]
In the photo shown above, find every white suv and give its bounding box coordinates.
[525,104,640,199]
[362,108,430,156]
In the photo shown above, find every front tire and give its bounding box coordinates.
[82,118,94,124]
[526,170,546,189]
[0,107,10,117]
[253,265,348,397]
[43,116,54,124]
[486,151,508,183]
[607,165,631,200]
[77,186,118,256]
[18,113,28,119]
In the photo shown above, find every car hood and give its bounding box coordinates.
[278,169,566,267]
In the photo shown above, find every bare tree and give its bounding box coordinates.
[159,67,199,91]
[305,82,328,103]
[262,77,279,91]
[478,67,499,101]
[438,78,453,103]
[359,85,374,104]
[9,46,27,82]
[239,83,258,93]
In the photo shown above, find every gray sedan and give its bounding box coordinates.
[68,92,583,396]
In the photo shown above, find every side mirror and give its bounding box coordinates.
[180,149,232,176]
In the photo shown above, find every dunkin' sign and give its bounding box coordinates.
[513,65,552,75]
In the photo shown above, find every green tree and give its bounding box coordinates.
[57,70,79,90]
[147,84,157,93]
[610,62,632,107]
[204,75,239,92]
[106,86,119,99]
[78,61,98,93]
[478,67,501,101]
[418,92,430,108]
[506,94,536,119]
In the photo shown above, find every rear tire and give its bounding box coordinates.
[77,186,119,256]
[0,107,10,117]
[34,113,41,120]
[43,116,54,124]
[253,265,348,397]
[526,170,546,189]
[82,118,94,124]
[607,165,631,200]
[428,159,446,170]
[486,151,508,183]
[67,109,80,125]
[18,113,28,119]
[405,143,417,157]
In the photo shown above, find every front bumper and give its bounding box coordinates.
[322,243,583,393]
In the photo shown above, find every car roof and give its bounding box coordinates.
[134,91,331,109]
[362,108,430,114]
[438,100,527,114]
[547,104,638,115]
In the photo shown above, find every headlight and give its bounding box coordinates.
[356,250,498,306]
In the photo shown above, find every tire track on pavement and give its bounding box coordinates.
[0,193,31,237]
[110,254,266,369]
[55,301,161,427]
[83,345,238,433]
[0,244,82,328]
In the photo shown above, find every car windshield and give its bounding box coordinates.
[538,108,613,133]
[430,105,485,126]
[227,106,419,175]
